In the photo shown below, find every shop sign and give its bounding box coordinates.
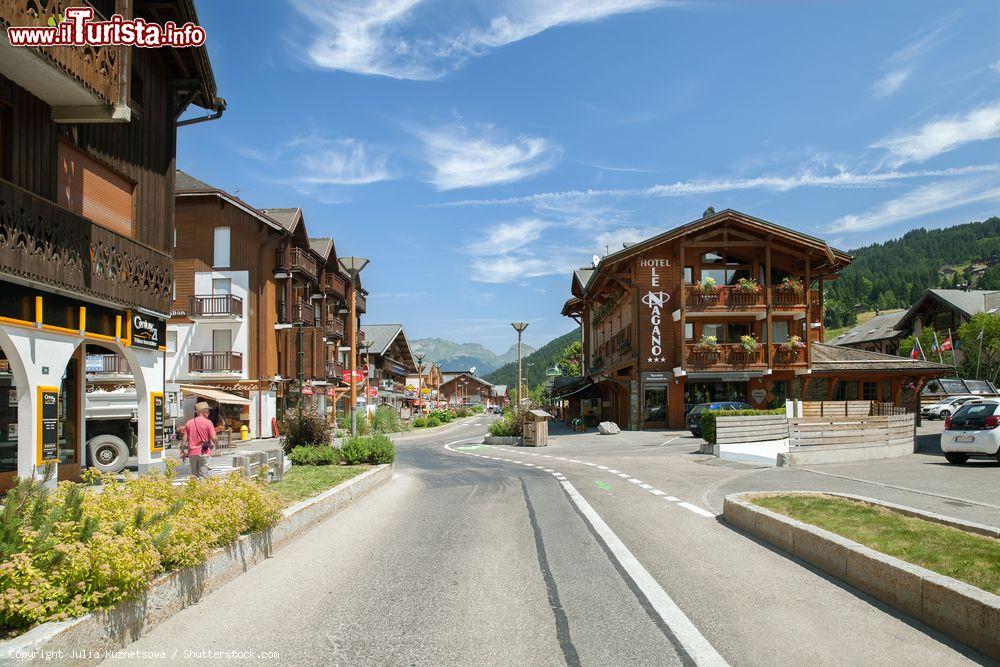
[130,313,164,350]
[38,387,59,463]
[150,392,165,453]
[342,370,365,384]
[367,387,378,398]
[642,372,670,383]
[639,258,671,364]
[302,385,314,396]
[751,388,767,403]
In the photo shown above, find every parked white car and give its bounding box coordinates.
[922,395,979,420]
[941,400,1000,465]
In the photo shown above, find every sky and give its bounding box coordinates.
[177,0,1000,353]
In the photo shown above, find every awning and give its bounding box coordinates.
[179,384,251,405]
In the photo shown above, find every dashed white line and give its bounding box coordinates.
[650,490,666,496]
[678,502,717,518]
[665,496,679,502]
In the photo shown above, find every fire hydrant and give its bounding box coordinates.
[240,425,250,440]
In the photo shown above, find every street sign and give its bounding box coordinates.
[406,384,416,392]
[367,387,378,398]
[341,370,365,383]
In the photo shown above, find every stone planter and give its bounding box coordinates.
[484,435,523,446]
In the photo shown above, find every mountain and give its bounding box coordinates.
[486,328,581,390]
[409,338,536,376]
[824,216,1000,329]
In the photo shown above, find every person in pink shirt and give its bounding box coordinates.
[182,401,217,479]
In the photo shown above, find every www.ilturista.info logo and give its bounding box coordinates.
[7,6,205,48]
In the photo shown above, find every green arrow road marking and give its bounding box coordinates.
[594,480,613,491]
[456,445,485,451]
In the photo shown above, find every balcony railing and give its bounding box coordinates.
[279,301,316,326]
[189,294,243,318]
[770,343,806,367]
[0,179,172,314]
[686,286,765,310]
[685,343,767,370]
[355,291,367,313]
[0,0,125,116]
[321,272,348,299]
[89,354,129,374]
[276,247,318,279]
[189,351,243,373]
[326,361,345,379]
[769,286,809,309]
[325,317,345,339]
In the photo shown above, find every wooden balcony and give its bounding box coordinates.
[355,291,367,314]
[0,0,126,121]
[326,361,345,379]
[88,353,129,374]
[280,301,315,326]
[276,247,318,280]
[684,343,767,371]
[321,271,348,299]
[325,317,345,339]
[768,286,809,310]
[189,294,243,319]
[686,286,765,311]
[189,351,243,373]
[770,343,806,368]
[0,179,172,314]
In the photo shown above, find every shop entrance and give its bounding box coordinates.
[642,383,668,429]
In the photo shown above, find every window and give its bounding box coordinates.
[166,331,177,353]
[58,140,135,237]
[172,279,176,302]
[702,323,724,341]
[683,267,693,284]
[701,251,724,264]
[862,381,878,401]
[772,320,789,343]
[684,322,694,340]
[727,322,750,341]
[212,329,232,353]
[212,277,231,295]
[213,227,231,268]
[0,106,7,181]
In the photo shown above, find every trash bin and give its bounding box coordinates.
[523,409,553,447]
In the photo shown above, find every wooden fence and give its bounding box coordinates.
[788,413,915,450]
[715,415,789,445]
[801,401,872,418]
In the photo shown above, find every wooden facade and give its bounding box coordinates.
[561,209,948,430]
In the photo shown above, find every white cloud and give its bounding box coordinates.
[827,177,1000,233]
[439,164,1000,207]
[291,0,674,80]
[419,124,561,190]
[464,219,548,255]
[870,11,960,99]
[991,60,1000,75]
[872,101,1000,167]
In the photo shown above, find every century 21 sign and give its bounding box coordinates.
[640,259,670,363]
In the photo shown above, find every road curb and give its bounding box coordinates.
[722,491,1000,660]
[0,464,394,666]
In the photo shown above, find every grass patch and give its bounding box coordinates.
[753,494,1000,594]
[270,465,368,506]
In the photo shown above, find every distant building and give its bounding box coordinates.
[360,325,417,412]
[828,310,906,355]
[895,289,1000,366]
[440,371,495,406]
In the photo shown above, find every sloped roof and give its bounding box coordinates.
[175,169,215,191]
[574,268,595,291]
[441,372,493,388]
[260,207,302,232]
[492,384,508,396]
[174,170,283,232]
[309,237,333,259]
[361,324,403,357]
[897,289,1000,329]
[811,343,950,373]
[829,310,906,346]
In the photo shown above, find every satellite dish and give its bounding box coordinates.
[592,254,600,268]
[469,366,477,375]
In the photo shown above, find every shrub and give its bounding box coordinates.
[370,405,403,434]
[425,415,441,427]
[700,408,785,444]
[288,445,342,466]
[355,417,371,436]
[488,419,519,437]
[470,405,485,414]
[340,435,396,465]
[0,467,281,637]
[279,409,331,453]
[412,417,427,428]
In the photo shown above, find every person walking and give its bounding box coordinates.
[183,401,217,479]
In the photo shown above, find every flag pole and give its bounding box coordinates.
[932,330,943,364]
[975,329,984,379]
[947,328,957,370]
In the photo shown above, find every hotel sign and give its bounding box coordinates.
[639,258,671,367]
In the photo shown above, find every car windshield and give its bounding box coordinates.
[950,402,999,427]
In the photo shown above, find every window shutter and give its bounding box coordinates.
[58,141,134,237]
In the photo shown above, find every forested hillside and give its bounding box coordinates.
[486,328,580,390]
[824,216,1000,329]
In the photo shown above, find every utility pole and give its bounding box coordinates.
[415,353,425,415]
[511,322,529,405]
[338,257,369,437]
[296,305,303,412]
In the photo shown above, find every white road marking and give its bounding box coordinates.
[665,496,679,502]
[640,484,654,490]
[618,473,630,478]
[650,490,666,496]
[597,465,609,470]
[608,469,620,474]
[628,478,643,484]
[559,481,729,666]
[678,502,716,518]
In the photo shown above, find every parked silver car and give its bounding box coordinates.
[921,395,979,420]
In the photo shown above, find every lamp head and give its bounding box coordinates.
[511,322,529,333]
[338,256,370,277]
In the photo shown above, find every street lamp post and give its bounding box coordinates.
[415,353,425,415]
[338,256,369,437]
[511,322,529,405]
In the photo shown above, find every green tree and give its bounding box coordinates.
[957,313,1000,380]
[557,341,582,376]
[977,264,1000,290]
[898,328,939,362]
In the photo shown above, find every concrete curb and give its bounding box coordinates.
[483,435,522,446]
[723,491,1000,660]
[0,464,395,666]
[776,440,913,466]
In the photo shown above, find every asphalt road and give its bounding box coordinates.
[119,419,992,666]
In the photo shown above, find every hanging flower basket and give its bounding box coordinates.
[778,277,803,293]
[736,277,760,293]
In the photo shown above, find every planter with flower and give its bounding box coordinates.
[732,277,762,306]
[733,334,761,364]
[775,276,804,306]
[776,335,806,363]
[691,277,720,307]
[692,335,720,366]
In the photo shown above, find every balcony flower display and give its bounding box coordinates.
[697,277,718,293]
[697,335,718,352]
[779,335,805,353]
[778,276,803,292]
[739,335,760,353]
[735,277,760,293]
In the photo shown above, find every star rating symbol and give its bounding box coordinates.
[647,357,667,363]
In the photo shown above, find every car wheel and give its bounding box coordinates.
[945,452,969,465]
[88,434,129,474]
[939,410,950,419]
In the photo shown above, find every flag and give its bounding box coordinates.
[931,331,941,353]
[940,336,953,352]
[910,345,919,360]
[977,329,985,341]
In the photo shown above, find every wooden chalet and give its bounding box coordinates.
[558,208,950,430]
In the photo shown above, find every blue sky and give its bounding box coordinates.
[177,0,1000,353]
